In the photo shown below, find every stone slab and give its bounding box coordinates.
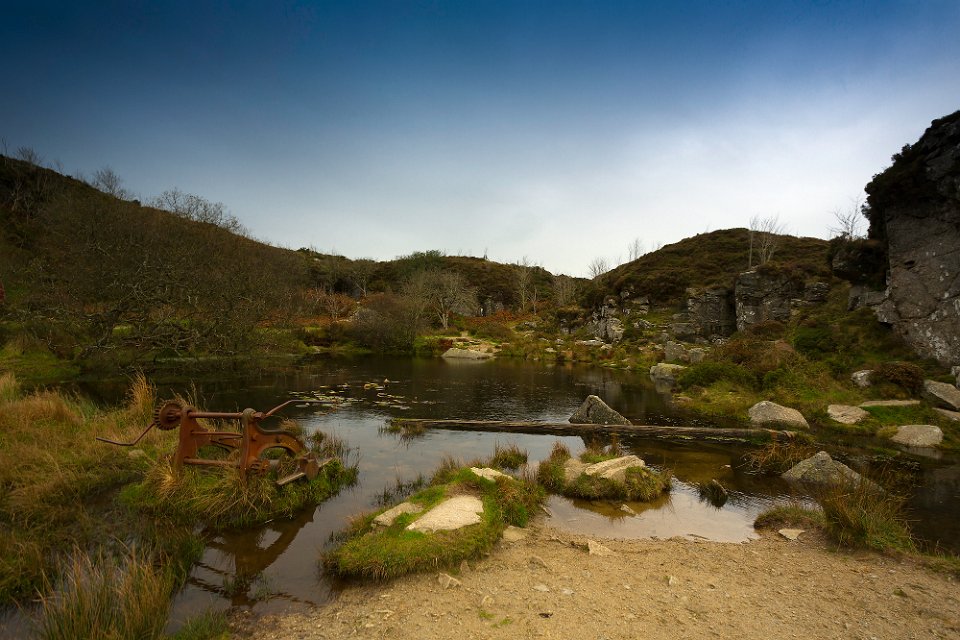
[374,502,423,528]
[827,404,869,425]
[891,424,943,448]
[859,400,921,407]
[406,495,484,533]
[922,379,960,411]
[469,467,512,482]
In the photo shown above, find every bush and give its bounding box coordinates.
[792,326,837,356]
[677,361,758,390]
[872,361,924,395]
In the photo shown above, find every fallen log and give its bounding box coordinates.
[387,418,796,442]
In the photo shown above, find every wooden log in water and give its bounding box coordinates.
[388,418,795,442]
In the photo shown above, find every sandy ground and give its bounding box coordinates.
[236,524,959,640]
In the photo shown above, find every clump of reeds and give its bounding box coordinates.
[33,548,173,640]
[743,439,818,475]
[489,442,528,470]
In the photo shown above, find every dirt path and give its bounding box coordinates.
[238,524,958,640]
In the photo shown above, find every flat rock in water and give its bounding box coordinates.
[891,424,943,448]
[922,379,960,411]
[827,404,869,425]
[569,395,632,425]
[406,495,484,532]
[441,347,493,360]
[470,467,512,482]
[748,401,809,429]
[782,451,864,489]
[583,455,645,483]
[860,399,921,407]
[373,502,423,528]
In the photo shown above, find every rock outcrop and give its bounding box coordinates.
[734,269,804,331]
[649,363,686,384]
[921,379,960,411]
[863,110,960,366]
[569,395,631,425]
[686,286,736,337]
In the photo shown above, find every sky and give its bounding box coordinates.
[3,1,959,277]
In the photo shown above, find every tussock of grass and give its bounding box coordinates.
[743,439,818,475]
[489,442,528,470]
[536,439,671,501]
[817,477,916,554]
[33,548,173,640]
[169,609,231,640]
[325,462,544,581]
[754,504,826,530]
[123,432,358,530]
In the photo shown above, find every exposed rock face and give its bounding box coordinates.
[591,297,626,342]
[748,400,809,429]
[864,110,960,366]
[569,395,631,425]
[851,370,874,388]
[891,425,943,448]
[664,341,687,363]
[686,286,736,337]
[734,270,804,331]
[782,451,865,488]
[921,379,960,410]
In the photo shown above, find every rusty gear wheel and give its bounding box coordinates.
[153,401,183,431]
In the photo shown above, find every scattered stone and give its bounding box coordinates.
[827,404,869,425]
[859,399,921,407]
[441,347,493,360]
[469,467,512,482]
[667,575,678,587]
[502,526,527,543]
[569,395,632,425]
[649,363,686,384]
[778,529,804,541]
[561,588,575,596]
[922,379,960,411]
[576,339,604,347]
[687,347,706,364]
[782,451,869,490]
[587,540,615,557]
[934,407,960,422]
[953,365,960,388]
[620,504,637,515]
[891,424,944,448]
[373,502,423,528]
[528,555,548,569]
[664,341,688,363]
[406,495,484,532]
[437,573,461,589]
[851,370,874,388]
[532,584,550,592]
[748,401,809,429]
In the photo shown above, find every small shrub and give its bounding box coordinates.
[872,361,924,395]
[746,320,786,340]
[792,326,837,356]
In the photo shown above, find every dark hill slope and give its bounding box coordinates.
[593,228,830,307]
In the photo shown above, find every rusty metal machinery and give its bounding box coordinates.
[98,399,325,485]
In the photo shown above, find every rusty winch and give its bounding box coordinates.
[98,400,325,485]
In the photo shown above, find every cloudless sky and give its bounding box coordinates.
[3,1,959,276]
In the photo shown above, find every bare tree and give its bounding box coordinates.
[829,197,866,239]
[403,269,477,330]
[627,237,645,262]
[91,166,130,199]
[151,188,248,235]
[552,274,580,307]
[748,214,785,267]
[514,256,534,311]
[587,256,609,279]
[348,258,377,297]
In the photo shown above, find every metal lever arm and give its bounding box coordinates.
[96,423,155,447]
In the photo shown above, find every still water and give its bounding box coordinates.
[49,357,960,629]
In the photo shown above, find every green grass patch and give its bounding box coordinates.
[536,440,671,501]
[324,460,544,581]
[168,609,231,640]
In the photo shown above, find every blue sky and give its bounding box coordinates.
[4,1,959,276]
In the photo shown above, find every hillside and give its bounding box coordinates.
[592,228,831,306]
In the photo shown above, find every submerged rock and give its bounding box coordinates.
[890,424,943,448]
[748,401,809,429]
[441,347,493,360]
[921,379,960,411]
[782,451,864,489]
[569,395,631,425]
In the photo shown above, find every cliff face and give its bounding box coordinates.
[864,110,960,365]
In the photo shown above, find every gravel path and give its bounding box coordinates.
[238,524,959,640]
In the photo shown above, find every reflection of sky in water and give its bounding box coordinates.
[61,358,955,633]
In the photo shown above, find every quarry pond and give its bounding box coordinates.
[76,357,960,631]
